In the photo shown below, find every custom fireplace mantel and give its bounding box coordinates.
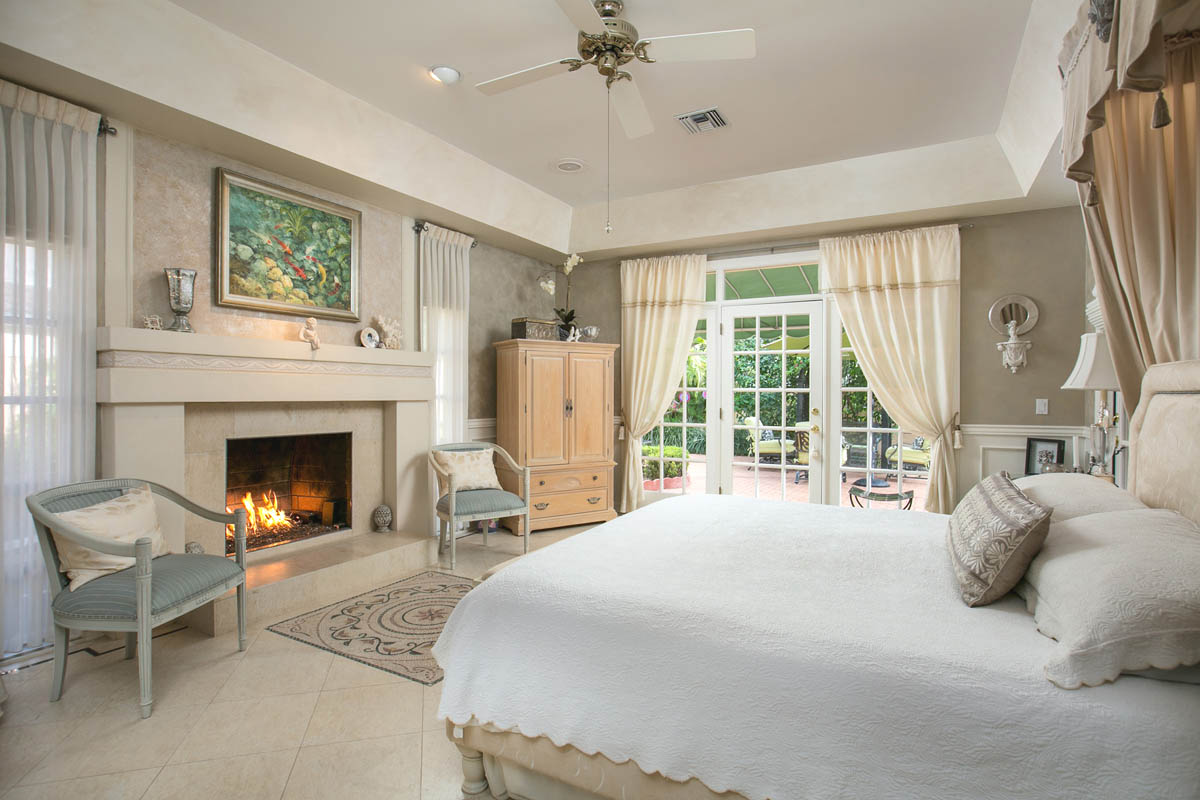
[95,326,435,553]
[97,327,433,404]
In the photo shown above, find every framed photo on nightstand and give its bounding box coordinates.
[1024,437,1066,476]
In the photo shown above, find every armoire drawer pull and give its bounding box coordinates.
[592,475,598,481]
[587,496,601,504]
[538,480,546,486]
[534,502,549,511]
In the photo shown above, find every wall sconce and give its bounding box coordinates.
[989,294,1038,374]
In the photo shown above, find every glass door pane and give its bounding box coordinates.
[722,301,824,503]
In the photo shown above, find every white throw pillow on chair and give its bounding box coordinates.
[53,483,169,591]
[433,449,503,492]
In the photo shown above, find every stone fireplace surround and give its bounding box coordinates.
[96,326,437,632]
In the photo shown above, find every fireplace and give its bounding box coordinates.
[225,432,352,555]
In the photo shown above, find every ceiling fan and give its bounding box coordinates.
[475,0,756,140]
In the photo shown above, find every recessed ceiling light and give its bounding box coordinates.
[555,158,586,174]
[428,65,461,85]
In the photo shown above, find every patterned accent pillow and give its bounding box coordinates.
[947,471,1052,607]
[53,483,169,591]
[433,448,502,492]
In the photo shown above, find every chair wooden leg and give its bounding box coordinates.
[523,514,529,555]
[49,624,68,702]
[137,616,153,719]
[124,631,136,660]
[450,518,457,571]
[236,581,247,652]
[437,519,447,555]
[482,519,490,548]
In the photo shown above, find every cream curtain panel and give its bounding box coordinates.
[820,225,961,514]
[1,81,99,656]
[619,254,706,513]
[419,222,473,445]
[1078,34,1200,407]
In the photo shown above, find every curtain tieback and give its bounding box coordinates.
[936,413,963,449]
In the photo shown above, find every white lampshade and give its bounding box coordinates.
[1062,332,1119,390]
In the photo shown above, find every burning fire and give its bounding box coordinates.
[226,491,293,540]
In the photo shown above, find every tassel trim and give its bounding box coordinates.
[1151,89,1171,129]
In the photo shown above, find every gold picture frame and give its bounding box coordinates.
[216,168,361,321]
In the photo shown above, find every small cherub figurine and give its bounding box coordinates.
[299,317,321,350]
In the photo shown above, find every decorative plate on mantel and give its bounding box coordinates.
[359,327,380,348]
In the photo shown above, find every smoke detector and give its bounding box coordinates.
[676,107,727,134]
[555,157,587,173]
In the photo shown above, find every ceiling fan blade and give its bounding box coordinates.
[610,78,654,139]
[640,28,756,62]
[475,59,575,95]
[555,0,606,34]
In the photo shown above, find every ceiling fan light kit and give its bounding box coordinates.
[475,0,756,233]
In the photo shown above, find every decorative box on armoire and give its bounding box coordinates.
[493,339,619,533]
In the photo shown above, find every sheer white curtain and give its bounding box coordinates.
[1,81,99,656]
[820,225,961,514]
[419,222,472,445]
[619,254,707,512]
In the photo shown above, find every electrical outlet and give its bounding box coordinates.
[1035,398,1049,415]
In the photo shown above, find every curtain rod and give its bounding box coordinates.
[413,220,478,248]
[707,222,975,262]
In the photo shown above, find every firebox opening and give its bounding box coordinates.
[225,432,351,555]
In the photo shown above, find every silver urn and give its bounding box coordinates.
[164,267,197,333]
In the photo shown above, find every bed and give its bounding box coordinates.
[433,360,1200,800]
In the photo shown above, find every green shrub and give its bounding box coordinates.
[642,445,686,481]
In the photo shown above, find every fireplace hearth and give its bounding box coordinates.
[225,432,351,555]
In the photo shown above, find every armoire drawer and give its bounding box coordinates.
[530,488,610,519]
[532,469,609,493]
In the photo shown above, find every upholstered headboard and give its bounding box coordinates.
[1128,360,1200,526]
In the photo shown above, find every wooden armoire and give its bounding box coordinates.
[493,339,619,532]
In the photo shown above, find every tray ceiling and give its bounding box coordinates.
[168,0,1034,207]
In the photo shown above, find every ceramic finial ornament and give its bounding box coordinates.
[300,317,321,350]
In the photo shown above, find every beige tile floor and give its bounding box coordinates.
[0,525,590,800]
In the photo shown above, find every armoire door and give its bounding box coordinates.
[568,352,610,463]
[525,351,568,466]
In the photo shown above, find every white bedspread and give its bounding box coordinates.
[433,495,1200,800]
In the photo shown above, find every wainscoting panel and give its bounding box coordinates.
[956,424,1090,502]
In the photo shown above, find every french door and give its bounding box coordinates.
[720,301,827,503]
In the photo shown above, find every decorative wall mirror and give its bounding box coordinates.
[988,294,1039,336]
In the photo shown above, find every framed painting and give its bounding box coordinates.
[1024,437,1066,476]
[216,168,361,321]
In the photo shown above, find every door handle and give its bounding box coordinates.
[587,496,601,504]
[565,399,573,418]
[811,408,820,416]
[811,424,821,434]
[534,502,549,511]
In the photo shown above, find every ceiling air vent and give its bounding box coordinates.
[676,107,727,135]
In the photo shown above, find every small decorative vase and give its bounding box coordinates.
[372,504,393,532]
[164,268,197,333]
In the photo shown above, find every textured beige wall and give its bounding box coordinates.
[468,243,555,419]
[133,131,407,346]
[959,207,1087,426]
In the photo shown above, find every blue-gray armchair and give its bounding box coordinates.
[429,443,529,570]
[26,479,248,719]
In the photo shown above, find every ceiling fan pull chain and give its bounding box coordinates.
[606,83,613,235]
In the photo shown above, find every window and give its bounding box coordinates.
[720,263,819,300]
[839,329,928,510]
[641,321,708,496]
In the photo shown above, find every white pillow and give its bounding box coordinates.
[53,483,169,591]
[433,449,502,492]
[1017,508,1200,688]
[1011,473,1147,521]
